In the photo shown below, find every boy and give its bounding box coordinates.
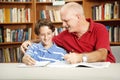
[22,19,66,65]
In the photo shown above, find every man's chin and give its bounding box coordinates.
[67,28,73,32]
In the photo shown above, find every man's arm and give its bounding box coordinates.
[86,48,107,62]
[64,48,108,64]
[20,39,41,54]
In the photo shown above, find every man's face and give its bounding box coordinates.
[39,26,53,46]
[61,11,79,33]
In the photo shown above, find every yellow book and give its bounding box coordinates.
[114,1,119,19]
[4,8,10,23]
[53,10,58,22]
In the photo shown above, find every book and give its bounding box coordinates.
[0,48,4,62]
[52,0,65,6]
[113,1,119,19]
[47,61,111,68]
[0,27,3,42]
[18,61,50,68]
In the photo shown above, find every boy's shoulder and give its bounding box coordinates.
[28,42,42,49]
[32,42,41,46]
[53,43,66,51]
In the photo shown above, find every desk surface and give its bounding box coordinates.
[0,63,120,80]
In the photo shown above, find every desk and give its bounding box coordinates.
[0,63,120,80]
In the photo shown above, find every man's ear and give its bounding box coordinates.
[76,13,81,20]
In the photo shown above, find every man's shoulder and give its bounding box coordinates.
[88,18,105,28]
[91,20,107,30]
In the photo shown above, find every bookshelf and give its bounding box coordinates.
[34,0,83,37]
[83,0,120,46]
[35,0,120,46]
[0,0,120,63]
[0,0,34,63]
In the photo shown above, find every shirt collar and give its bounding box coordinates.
[38,42,45,49]
[38,42,56,51]
[86,18,94,32]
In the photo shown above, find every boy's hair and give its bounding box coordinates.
[34,19,55,35]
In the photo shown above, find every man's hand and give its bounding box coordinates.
[64,52,82,64]
[22,54,36,65]
[20,40,32,54]
[64,48,108,64]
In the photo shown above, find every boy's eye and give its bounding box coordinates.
[46,32,52,35]
[40,32,52,36]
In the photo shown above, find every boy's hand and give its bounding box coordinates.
[22,54,36,65]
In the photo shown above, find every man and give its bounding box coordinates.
[21,2,115,64]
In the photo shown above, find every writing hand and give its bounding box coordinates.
[22,54,36,65]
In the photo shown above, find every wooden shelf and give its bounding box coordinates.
[36,0,82,3]
[94,19,120,25]
[0,42,22,45]
[94,19,120,22]
[0,22,33,25]
[0,2,32,4]
[110,42,120,46]
[0,0,34,48]
[0,42,22,48]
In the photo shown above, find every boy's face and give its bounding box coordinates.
[39,26,54,47]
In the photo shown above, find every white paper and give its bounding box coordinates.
[18,61,50,68]
[47,61,111,68]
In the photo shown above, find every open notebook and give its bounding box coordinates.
[46,61,111,68]
[18,61,111,68]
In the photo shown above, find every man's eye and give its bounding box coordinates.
[65,20,68,22]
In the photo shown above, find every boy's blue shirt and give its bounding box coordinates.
[25,42,67,62]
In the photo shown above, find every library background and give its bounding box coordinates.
[0,0,120,63]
